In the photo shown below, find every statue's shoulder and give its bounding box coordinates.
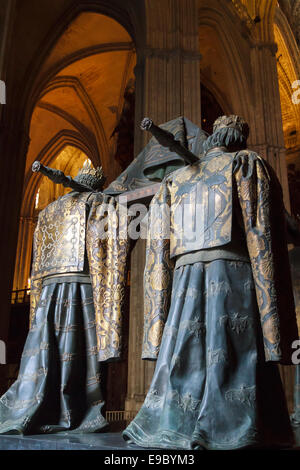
[39,191,93,220]
[233,149,265,164]
[163,161,199,185]
[233,148,269,170]
[232,149,277,184]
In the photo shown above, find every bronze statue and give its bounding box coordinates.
[105,116,207,195]
[123,115,298,449]
[0,161,129,434]
[289,243,300,432]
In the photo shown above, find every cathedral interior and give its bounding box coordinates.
[1,0,300,443]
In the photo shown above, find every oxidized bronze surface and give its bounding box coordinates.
[31,193,88,280]
[142,149,298,364]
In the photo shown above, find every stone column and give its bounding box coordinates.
[142,0,201,137]
[249,41,290,209]
[13,217,36,292]
[0,0,15,119]
[126,0,202,414]
[0,126,30,341]
[249,36,295,411]
[125,239,154,413]
[0,0,18,398]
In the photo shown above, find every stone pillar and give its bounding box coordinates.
[249,38,297,412]
[0,0,17,344]
[0,0,15,119]
[139,0,201,147]
[13,217,36,292]
[249,41,290,209]
[126,0,202,414]
[125,239,155,414]
[0,126,30,341]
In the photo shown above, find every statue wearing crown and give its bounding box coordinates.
[0,161,130,434]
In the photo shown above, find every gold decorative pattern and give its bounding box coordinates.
[29,192,90,326]
[142,148,298,363]
[234,150,298,362]
[29,278,42,327]
[29,191,130,361]
[168,153,233,258]
[107,173,128,192]
[86,194,130,362]
[31,193,89,280]
[142,152,234,359]
[142,183,174,359]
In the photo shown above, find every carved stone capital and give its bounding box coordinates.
[251,41,278,56]
[143,46,202,61]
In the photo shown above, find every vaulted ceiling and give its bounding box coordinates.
[278,0,300,46]
[25,12,136,197]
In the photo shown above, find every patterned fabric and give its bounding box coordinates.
[143,182,174,359]
[234,151,298,362]
[86,194,130,362]
[31,192,89,280]
[289,247,300,426]
[0,282,107,435]
[292,367,300,426]
[30,191,130,361]
[168,152,233,256]
[124,261,294,450]
[142,149,298,363]
[29,278,43,327]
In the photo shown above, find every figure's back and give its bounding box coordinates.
[167,150,236,257]
[31,192,90,280]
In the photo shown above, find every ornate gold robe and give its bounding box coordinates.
[143,149,298,364]
[30,191,129,362]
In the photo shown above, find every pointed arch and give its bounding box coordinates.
[22,130,93,217]
[274,6,300,149]
[40,75,109,164]
[198,1,252,120]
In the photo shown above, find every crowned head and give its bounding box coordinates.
[203,115,249,153]
[212,115,249,140]
[74,160,106,191]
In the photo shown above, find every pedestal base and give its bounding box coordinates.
[0,429,299,450]
[0,432,137,450]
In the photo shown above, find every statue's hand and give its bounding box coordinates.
[32,161,41,172]
[140,117,153,131]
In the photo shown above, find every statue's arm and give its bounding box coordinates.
[141,117,199,165]
[32,160,92,192]
[234,152,298,364]
[142,181,174,360]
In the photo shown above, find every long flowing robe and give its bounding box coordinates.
[123,149,298,450]
[0,191,129,434]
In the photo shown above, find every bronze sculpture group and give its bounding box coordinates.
[0,114,299,449]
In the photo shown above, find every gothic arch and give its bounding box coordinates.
[12,5,140,296]
[200,78,232,117]
[40,75,109,166]
[23,15,137,180]
[236,0,277,41]
[274,7,300,150]
[19,1,144,129]
[22,131,92,218]
[198,1,252,123]
[14,142,91,293]
[34,43,134,100]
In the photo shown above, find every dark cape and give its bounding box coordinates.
[104,116,207,195]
